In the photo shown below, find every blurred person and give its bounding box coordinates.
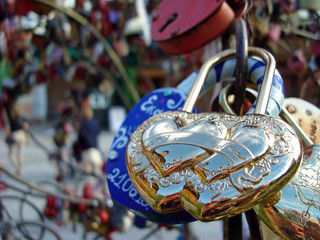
[2,101,29,175]
[52,110,74,181]
[76,106,102,177]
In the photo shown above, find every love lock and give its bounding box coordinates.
[126,47,303,221]
[220,83,320,239]
[254,100,320,240]
[83,209,109,236]
[107,53,268,224]
[151,0,235,54]
[44,196,58,219]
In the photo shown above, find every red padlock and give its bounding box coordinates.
[77,197,87,214]
[151,0,235,55]
[83,183,94,199]
[14,0,35,16]
[97,210,109,224]
[74,63,87,81]
[90,10,113,39]
[44,196,57,218]
[97,54,112,69]
[15,0,52,16]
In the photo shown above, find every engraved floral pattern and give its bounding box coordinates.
[126,111,302,220]
[290,146,320,225]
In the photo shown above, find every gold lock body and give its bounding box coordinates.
[126,47,303,221]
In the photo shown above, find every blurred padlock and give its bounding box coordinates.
[44,196,57,218]
[83,208,109,236]
[151,0,235,54]
[126,47,302,221]
[97,210,109,225]
[15,0,52,16]
[14,0,36,15]
[83,183,94,200]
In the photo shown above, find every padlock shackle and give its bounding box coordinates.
[182,47,276,114]
[182,48,235,112]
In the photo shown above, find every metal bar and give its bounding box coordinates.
[0,164,101,206]
[249,48,275,114]
[233,18,248,115]
[226,214,242,240]
[182,48,236,112]
[245,209,263,240]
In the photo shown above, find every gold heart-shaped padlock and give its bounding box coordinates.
[126,47,303,221]
[253,100,320,240]
[220,84,320,239]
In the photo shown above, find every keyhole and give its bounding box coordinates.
[159,13,178,33]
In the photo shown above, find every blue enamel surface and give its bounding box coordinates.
[106,88,196,224]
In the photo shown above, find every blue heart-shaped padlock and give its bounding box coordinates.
[106,87,197,224]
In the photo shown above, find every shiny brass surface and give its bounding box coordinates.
[255,144,320,240]
[254,99,320,240]
[126,111,302,221]
[220,85,320,239]
[126,47,302,221]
